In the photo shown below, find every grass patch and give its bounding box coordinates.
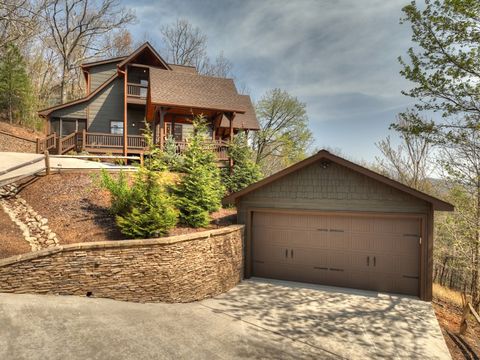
[433,283,464,308]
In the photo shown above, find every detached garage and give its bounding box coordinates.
[223,150,454,301]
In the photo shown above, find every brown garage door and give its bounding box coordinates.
[252,211,421,296]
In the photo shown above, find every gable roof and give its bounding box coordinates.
[38,74,117,117]
[223,150,454,211]
[168,64,198,74]
[149,68,248,113]
[219,95,259,130]
[81,56,127,69]
[118,42,171,70]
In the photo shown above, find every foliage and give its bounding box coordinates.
[398,0,480,306]
[98,167,178,239]
[98,170,134,215]
[223,131,262,193]
[142,121,167,171]
[115,168,177,238]
[161,135,184,171]
[175,116,225,227]
[0,42,37,127]
[252,88,313,176]
[397,0,480,138]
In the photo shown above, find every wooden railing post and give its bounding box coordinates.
[57,135,62,155]
[36,138,40,154]
[82,129,86,151]
[44,150,50,175]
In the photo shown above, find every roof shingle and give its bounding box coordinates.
[149,68,247,113]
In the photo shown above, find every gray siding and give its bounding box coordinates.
[89,62,119,91]
[50,102,87,119]
[88,78,124,132]
[127,107,146,135]
[237,162,429,224]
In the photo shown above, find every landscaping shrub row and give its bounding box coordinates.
[99,117,261,238]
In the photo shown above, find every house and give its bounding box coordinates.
[223,150,454,301]
[37,42,259,158]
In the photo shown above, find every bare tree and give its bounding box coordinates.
[43,0,135,102]
[161,18,232,78]
[375,116,435,192]
[0,0,42,48]
[103,29,134,57]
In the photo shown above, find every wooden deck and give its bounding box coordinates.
[36,131,230,161]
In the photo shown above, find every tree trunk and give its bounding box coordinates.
[473,185,480,309]
[60,62,67,103]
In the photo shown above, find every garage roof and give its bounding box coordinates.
[223,150,454,211]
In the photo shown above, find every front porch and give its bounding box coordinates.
[36,130,230,161]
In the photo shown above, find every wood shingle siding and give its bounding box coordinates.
[50,102,87,119]
[236,162,430,224]
[89,62,119,92]
[88,78,124,133]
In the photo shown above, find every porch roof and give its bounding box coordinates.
[149,68,248,113]
[219,95,259,130]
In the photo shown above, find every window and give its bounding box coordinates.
[111,121,124,135]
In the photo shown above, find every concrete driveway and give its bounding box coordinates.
[0,152,136,185]
[0,279,450,360]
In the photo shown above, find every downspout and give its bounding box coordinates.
[118,67,128,156]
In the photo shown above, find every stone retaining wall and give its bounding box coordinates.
[0,131,36,153]
[0,225,244,303]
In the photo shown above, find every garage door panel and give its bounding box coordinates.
[253,243,289,264]
[396,235,420,255]
[252,212,420,297]
[252,226,291,247]
[350,233,375,251]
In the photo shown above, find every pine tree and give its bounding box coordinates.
[175,116,225,227]
[115,168,178,238]
[0,43,33,124]
[223,131,262,193]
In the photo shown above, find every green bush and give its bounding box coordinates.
[161,135,184,171]
[175,116,225,227]
[223,131,262,193]
[98,168,178,238]
[98,170,134,215]
[116,173,178,238]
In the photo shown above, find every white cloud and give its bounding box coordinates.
[123,0,415,161]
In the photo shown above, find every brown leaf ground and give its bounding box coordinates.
[17,172,236,245]
[433,284,480,360]
[0,205,31,259]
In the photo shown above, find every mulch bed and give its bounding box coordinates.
[433,298,480,359]
[18,172,236,245]
[0,205,31,259]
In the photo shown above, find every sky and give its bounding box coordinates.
[122,0,415,164]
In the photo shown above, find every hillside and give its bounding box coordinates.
[0,121,44,153]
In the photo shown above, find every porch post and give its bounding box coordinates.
[229,112,235,141]
[123,66,128,156]
[228,112,236,172]
[159,107,165,149]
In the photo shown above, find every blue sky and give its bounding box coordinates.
[122,0,414,163]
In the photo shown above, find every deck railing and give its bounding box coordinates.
[85,132,147,150]
[58,132,77,154]
[36,132,57,153]
[37,131,229,161]
[169,140,229,161]
[127,83,148,98]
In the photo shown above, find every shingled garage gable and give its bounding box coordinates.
[225,150,453,301]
